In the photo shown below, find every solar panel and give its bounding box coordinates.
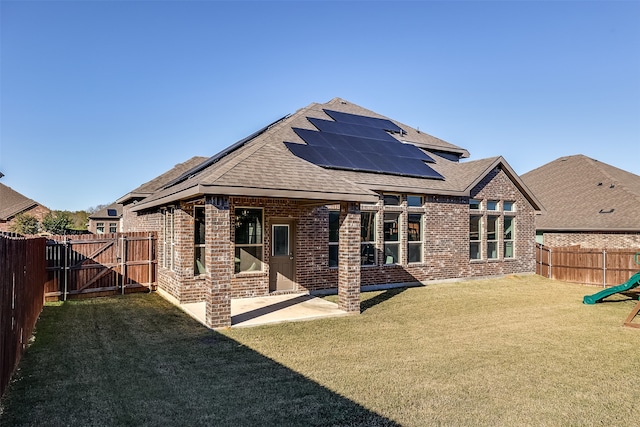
[324,109,404,133]
[308,118,398,142]
[284,112,444,180]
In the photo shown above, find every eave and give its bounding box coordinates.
[130,184,378,212]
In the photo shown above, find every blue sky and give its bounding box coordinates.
[1,1,639,212]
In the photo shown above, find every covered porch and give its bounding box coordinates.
[180,293,351,328]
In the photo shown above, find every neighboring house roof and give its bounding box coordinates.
[131,97,541,212]
[88,202,123,220]
[117,156,209,204]
[521,154,640,232]
[0,183,41,220]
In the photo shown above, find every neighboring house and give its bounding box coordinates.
[123,97,543,328]
[0,183,50,233]
[87,203,123,234]
[521,154,640,249]
[118,156,208,230]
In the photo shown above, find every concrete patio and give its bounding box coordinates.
[175,292,351,328]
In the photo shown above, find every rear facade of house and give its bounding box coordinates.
[121,98,542,328]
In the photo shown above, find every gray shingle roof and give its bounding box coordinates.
[117,156,208,204]
[0,183,41,220]
[521,155,640,231]
[88,202,123,220]
[131,98,540,211]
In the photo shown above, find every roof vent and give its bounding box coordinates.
[610,184,615,188]
[599,208,615,214]
[597,182,603,186]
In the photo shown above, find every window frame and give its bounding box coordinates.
[503,216,515,259]
[328,210,340,268]
[407,213,423,264]
[486,215,499,259]
[234,207,264,274]
[470,214,482,260]
[383,211,401,265]
[360,211,377,266]
[194,206,206,276]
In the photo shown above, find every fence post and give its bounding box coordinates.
[63,239,69,301]
[603,249,607,288]
[548,247,552,279]
[148,233,153,289]
[121,235,127,295]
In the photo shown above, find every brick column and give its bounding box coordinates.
[338,201,361,313]
[205,197,233,328]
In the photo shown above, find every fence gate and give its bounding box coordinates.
[45,232,156,300]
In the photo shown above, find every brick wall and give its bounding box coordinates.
[205,196,232,328]
[543,232,640,250]
[129,166,537,314]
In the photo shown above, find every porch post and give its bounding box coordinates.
[205,196,233,328]
[338,201,361,313]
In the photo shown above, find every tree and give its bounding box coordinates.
[9,213,39,235]
[42,211,73,235]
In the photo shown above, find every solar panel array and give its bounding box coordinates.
[284,110,444,179]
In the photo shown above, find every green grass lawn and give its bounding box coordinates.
[2,275,640,426]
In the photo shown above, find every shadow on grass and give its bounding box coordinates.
[361,287,407,313]
[0,295,400,427]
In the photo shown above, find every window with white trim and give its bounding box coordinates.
[470,215,482,260]
[504,216,515,258]
[234,208,263,273]
[383,212,400,264]
[487,215,499,259]
[407,213,423,263]
[194,206,206,275]
[361,212,376,265]
[109,223,118,233]
[328,210,339,267]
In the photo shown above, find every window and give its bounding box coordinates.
[328,210,339,267]
[383,212,400,264]
[163,208,175,270]
[504,217,514,258]
[109,223,117,233]
[487,200,499,211]
[383,194,401,206]
[487,216,499,259]
[407,214,422,263]
[272,225,289,256]
[234,208,263,273]
[96,222,104,234]
[470,215,482,260]
[470,199,481,210]
[503,201,515,212]
[194,207,206,275]
[361,212,376,265]
[407,195,423,207]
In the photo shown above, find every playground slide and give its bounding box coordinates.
[583,272,640,305]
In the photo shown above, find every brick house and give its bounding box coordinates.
[87,202,123,234]
[0,183,50,233]
[521,155,640,249]
[122,98,542,328]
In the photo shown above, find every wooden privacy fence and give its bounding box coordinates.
[0,235,47,397]
[45,232,157,301]
[536,243,640,287]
